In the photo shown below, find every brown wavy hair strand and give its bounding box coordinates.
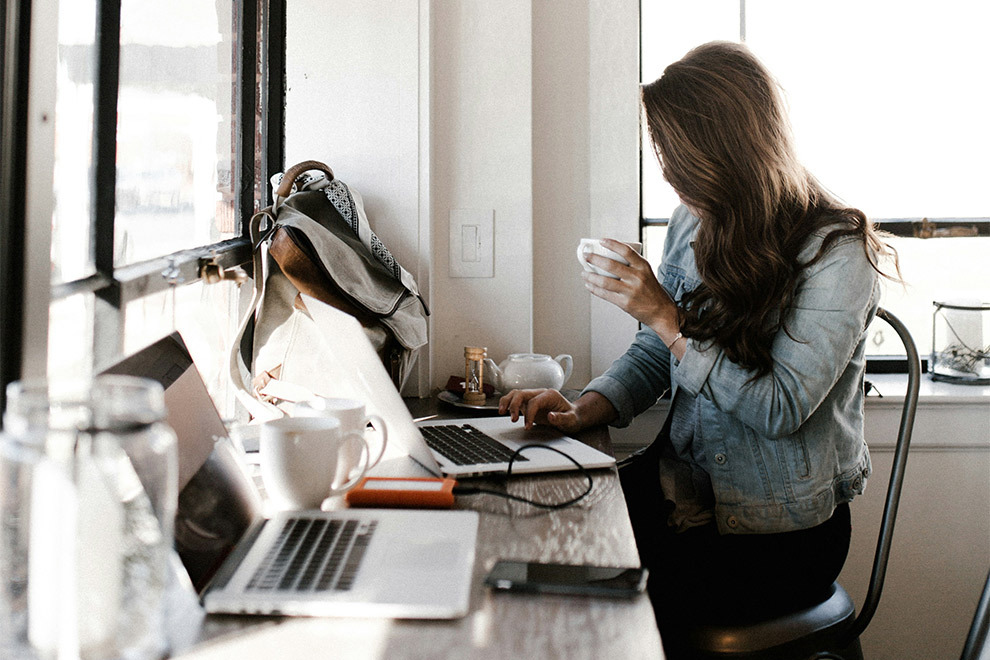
[641,41,898,375]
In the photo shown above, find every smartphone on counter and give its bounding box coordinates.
[484,560,648,599]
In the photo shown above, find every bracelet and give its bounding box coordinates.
[667,332,683,349]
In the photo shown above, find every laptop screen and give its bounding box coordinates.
[101,333,262,592]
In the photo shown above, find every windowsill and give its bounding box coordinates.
[864,372,990,408]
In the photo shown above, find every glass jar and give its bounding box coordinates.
[931,300,990,385]
[1,376,178,660]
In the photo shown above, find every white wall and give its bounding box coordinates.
[586,0,642,377]
[429,1,535,388]
[285,0,640,395]
[532,0,592,379]
[531,0,641,383]
[284,0,428,392]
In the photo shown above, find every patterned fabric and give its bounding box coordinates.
[272,171,406,286]
[324,178,360,234]
[324,180,402,282]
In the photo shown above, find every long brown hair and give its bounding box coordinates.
[641,41,896,375]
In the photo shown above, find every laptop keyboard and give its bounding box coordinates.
[420,424,530,466]
[247,517,377,593]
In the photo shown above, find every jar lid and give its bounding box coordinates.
[932,300,990,311]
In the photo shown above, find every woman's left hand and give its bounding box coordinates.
[583,239,682,348]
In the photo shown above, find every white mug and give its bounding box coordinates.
[294,397,388,471]
[260,416,370,510]
[576,238,643,279]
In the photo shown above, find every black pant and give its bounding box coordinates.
[619,441,851,654]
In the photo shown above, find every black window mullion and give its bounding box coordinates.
[90,0,124,371]
[92,0,121,300]
[237,0,259,232]
[0,0,31,421]
[875,218,990,238]
[262,0,286,208]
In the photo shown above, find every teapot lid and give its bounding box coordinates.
[507,353,550,361]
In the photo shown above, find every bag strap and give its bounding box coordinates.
[227,207,284,422]
[229,162,336,421]
[273,160,335,212]
[276,160,334,196]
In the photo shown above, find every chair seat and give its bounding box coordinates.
[685,582,859,658]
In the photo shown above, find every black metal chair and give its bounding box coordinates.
[682,308,921,660]
[960,568,990,660]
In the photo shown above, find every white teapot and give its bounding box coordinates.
[484,353,574,392]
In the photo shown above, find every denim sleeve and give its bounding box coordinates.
[583,327,672,428]
[674,235,880,439]
[581,205,692,428]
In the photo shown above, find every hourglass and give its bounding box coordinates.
[463,347,488,405]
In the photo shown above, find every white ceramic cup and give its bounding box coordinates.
[293,397,388,471]
[576,238,643,279]
[260,416,370,510]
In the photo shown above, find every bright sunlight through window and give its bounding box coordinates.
[641,0,989,358]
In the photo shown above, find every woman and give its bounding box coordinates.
[499,41,897,651]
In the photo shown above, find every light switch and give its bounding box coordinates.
[449,209,494,278]
[461,225,479,262]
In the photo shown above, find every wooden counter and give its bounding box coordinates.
[173,395,664,659]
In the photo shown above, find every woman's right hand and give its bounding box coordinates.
[498,388,583,433]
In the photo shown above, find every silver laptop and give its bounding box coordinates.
[103,333,479,619]
[286,296,616,479]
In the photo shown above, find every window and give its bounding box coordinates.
[640,0,989,361]
[2,0,285,420]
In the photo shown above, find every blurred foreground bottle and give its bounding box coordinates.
[1,376,177,660]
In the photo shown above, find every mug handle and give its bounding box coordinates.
[363,414,389,468]
[327,431,370,496]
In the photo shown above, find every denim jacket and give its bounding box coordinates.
[586,205,877,534]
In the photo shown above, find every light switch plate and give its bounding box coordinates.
[449,208,494,278]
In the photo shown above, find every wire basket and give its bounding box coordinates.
[930,300,990,385]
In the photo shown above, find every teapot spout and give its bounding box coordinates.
[483,357,503,391]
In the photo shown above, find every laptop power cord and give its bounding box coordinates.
[451,444,593,510]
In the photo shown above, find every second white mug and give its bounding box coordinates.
[294,397,388,476]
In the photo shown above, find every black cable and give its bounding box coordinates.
[452,443,594,510]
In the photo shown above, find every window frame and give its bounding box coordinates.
[643,217,990,239]
[0,0,285,417]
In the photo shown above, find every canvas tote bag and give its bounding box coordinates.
[229,160,428,420]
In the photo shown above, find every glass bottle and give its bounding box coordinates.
[1,376,178,660]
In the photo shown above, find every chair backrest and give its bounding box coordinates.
[840,307,921,645]
[960,568,990,660]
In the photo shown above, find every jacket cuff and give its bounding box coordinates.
[582,375,636,428]
[673,339,718,396]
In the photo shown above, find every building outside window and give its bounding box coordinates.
[640,0,989,362]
